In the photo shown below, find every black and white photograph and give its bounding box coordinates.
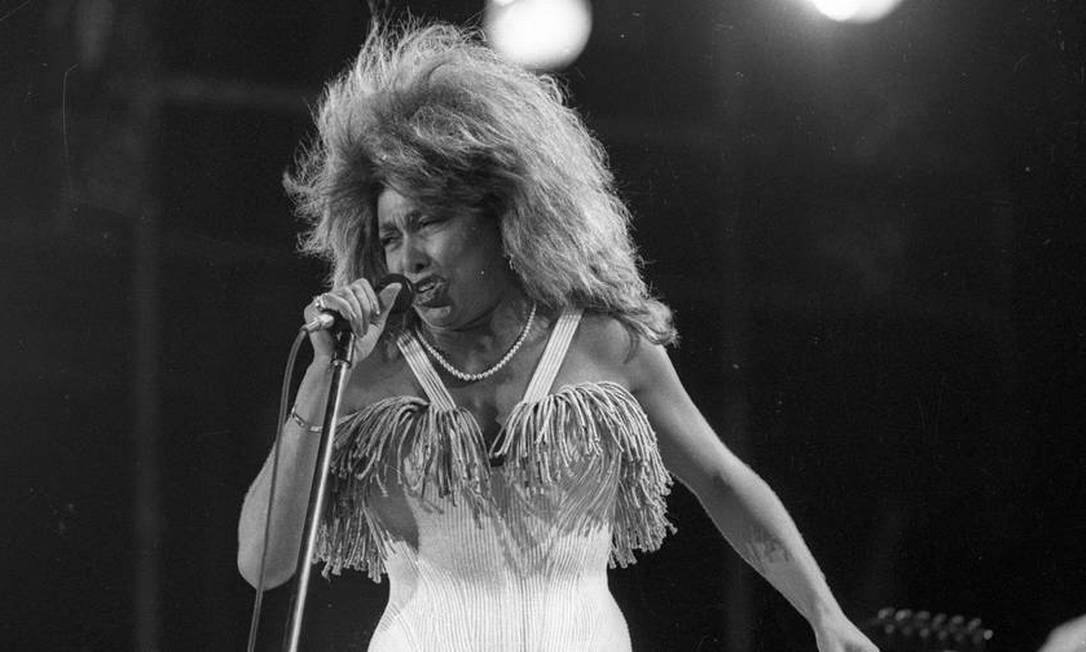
[4,1,1084,650]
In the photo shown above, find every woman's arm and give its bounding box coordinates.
[237,281,403,589]
[237,359,331,590]
[627,339,877,652]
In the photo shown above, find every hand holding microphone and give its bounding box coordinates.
[302,274,415,363]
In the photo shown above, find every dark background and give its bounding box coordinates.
[3,0,1084,650]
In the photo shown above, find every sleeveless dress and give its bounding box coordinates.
[314,310,674,651]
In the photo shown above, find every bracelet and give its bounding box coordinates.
[289,408,323,433]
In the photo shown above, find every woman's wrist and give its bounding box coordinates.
[810,601,849,630]
[308,354,334,371]
[289,408,324,433]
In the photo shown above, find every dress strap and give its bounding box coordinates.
[521,308,584,404]
[396,332,457,410]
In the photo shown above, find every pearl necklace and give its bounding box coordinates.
[415,303,537,382]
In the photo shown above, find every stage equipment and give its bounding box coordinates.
[484,0,592,71]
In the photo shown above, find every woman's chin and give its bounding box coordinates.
[415,304,455,327]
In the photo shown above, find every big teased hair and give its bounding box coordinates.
[285,21,676,345]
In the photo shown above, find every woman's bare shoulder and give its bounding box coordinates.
[568,311,661,389]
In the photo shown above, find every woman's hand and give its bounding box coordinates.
[304,278,405,364]
[813,612,880,652]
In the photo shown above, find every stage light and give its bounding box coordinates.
[809,0,904,23]
[484,0,592,71]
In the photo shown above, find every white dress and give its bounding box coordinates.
[315,310,674,651]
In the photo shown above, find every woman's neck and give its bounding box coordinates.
[419,290,536,363]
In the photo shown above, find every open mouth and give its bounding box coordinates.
[412,276,445,306]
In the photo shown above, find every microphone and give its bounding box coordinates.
[302,274,415,333]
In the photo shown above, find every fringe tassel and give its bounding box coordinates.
[316,382,674,580]
[496,381,675,567]
[315,395,491,581]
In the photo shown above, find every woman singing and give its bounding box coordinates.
[238,22,877,652]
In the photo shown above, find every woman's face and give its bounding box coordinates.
[376,187,518,330]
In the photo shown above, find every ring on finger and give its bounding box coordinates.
[313,294,327,311]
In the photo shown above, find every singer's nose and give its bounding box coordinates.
[392,235,430,276]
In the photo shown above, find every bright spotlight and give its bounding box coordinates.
[484,0,592,71]
[810,0,904,23]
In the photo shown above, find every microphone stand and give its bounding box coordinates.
[281,325,355,652]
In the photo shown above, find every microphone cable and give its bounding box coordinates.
[245,327,309,652]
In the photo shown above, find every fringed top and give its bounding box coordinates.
[315,309,674,583]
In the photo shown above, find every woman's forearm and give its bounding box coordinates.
[237,359,334,589]
[691,463,845,625]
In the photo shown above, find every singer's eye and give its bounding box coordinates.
[414,212,446,230]
[379,233,400,248]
